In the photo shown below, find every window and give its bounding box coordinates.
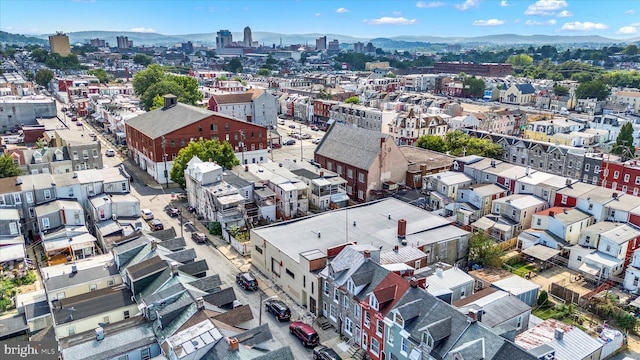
[334,288,339,302]
[107,278,115,286]
[625,174,630,182]
[460,287,466,298]
[606,244,611,252]
[585,164,590,171]
[347,168,353,178]
[388,326,394,346]
[516,316,523,329]
[358,190,364,200]
[103,316,110,324]
[577,256,582,261]
[364,311,371,327]
[614,171,619,179]
[42,218,50,230]
[376,320,383,336]
[141,348,150,360]
[588,203,593,210]
[585,236,591,244]
[561,195,568,204]
[369,296,379,311]
[93,149,98,158]
[337,165,343,174]
[343,294,349,309]
[358,173,365,183]
[286,268,295,279]
[89,284,97,291]
[354,303,361,318]
[13,193,21,204]
[324,279,329,296]
[330,304,336,320]
[68,327,75,336]
[44,189,51,200]
[623,185,628,193]
[73,151,79,160]
[536,218,542,226]
[28,208,35,218]
[395,312,404,327]
[26,192,33,204]
[401,337,408,354]
[124,310,130,319]
[347,280,355,294]
[370,338,380,357]
[344,318,353,335]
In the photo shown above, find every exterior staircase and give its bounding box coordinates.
[347,342,366,360]
[315,315,333,330]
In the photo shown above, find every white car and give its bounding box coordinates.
[141,209,154,220]
[312,138,322,144]
[105,149,115,157]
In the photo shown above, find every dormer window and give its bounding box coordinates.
[33,152,42,164]
[369,295,379,311]
[394,312,404,327]
[347,279,355,294]
[55,149,64,161]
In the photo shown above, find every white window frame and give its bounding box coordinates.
[370,338,380,357]
[26,192,33,204]
[44,189,52,200]
[42,217,50,229]
[13,193,21,204]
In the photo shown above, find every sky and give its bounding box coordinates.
[1,0,639,40]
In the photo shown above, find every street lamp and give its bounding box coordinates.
[259,294,278,325]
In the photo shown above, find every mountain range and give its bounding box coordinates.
[2,30,639,50]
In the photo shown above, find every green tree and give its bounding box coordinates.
[553,84,569,97]
[317,88,332,100]
[612,122,635,158]
[88,68,111,84]
[575,80,609,101]
[25,70,34,81]
[132,64,165,96]
[170,140,240,188]
[537,290,549,307]
[616,312,638,333]
[416,135,447,153]
[223,57,243,73]
[0,154,22,178]
[257,68,271,77]
[622,45,639,56]
[344,96,360,105]
[140,79,184,110]
[464,76,485,98]
[133,54,153,66]
[468,232,503,268]
[570,72,594,83]
[34,68,54,87]
[445,130,502,158]
[168,75,203,106]
[150,95,165,111]
[506,54,533,67]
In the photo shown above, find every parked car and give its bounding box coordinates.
[301,133,311,140]
[148,219,164,231]
[71,116,78,122]
[310,125,319,131]
[191,232,207,243]
[166,208,181,217]
[236,272,258,291]
[265,300,291,321]
[284,139,296,146]
[313,346,342,360]
[278,119,286,125]
[141,208,154,220]
[289,321,319,347]
[288,124,296,129]
[271,143,281,149]
[105,149,115,157]
[312,138,322,145]
[76,121,83,126]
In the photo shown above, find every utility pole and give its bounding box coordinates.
[162,136,168,188]
[239,130,245,165]
[300,123,303,161]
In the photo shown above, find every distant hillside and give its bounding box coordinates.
[0,31,47,45]
[3,30,636,49]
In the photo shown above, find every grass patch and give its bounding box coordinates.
[504,262,536,277]
[533,306,562,320]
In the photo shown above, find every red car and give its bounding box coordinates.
[289,321,319,347]
[271,143,281,149]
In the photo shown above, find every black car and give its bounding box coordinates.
[166,208,181,217]
[236,272,258,291]
[148,219,164,231]
[313,346,342,360]
[265,300,291,321]
[284,139,296,146]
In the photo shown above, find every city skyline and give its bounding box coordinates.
[1,0,639,40]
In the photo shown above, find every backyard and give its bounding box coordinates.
[0,270,37,312]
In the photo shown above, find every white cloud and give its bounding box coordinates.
[560,21,608,31]
[129,27,156,33]
[625,9,636,15]
[500,0,509,6]
[315,13,321,17]
[472,19,506,26]
[416,1,445,8]
[336,7,349,13]
[524,0,567,16]
[525,19,557,26]
[455,0,480,11]
[617,26,637,34]
[364,17,418,25]
[557,10,572,17]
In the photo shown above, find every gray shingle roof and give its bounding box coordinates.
[25,300,50,319]
[178,259,209,276]
[127,255,167,280]
[125,103,215,140]
[188,275,222,293]
[482,296,531,328]
[166,248,197,264]
[315,124,392,170]
[202,287,236,307]
[515,83,535,95]
[52,287,136,324]
[46,262,118,291]
[159,237,186,251]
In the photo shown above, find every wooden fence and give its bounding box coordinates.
[549,282,581,305]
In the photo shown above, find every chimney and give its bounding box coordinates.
[554,328,565,340]
[549,211,555,217]
[71,264,77,274]
[393,245,399,252]
[490,159,496,168]
[612,192,619,199]
[565,178,572,187]
[228,338,239,351]
[397,219,407,239]
[95,327,104,341]
[320,171,324,177]
[151,240,157,250]
[317,232,321,238]
[468,309,478,323]
[525,166,530,176]
[171,262,179,276]
[420,164,427,175]
[244,165,248,172]
[409,277,418,288]
[436,267,443,277]
[477,309,483,322]
[363,250,371,259]
[163,94,177,109]
[196,297,204,310]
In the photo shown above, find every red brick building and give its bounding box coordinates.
[125,95,269,184]
[600,159,640,196]
[433,62,512,77]
[360,272,410,360]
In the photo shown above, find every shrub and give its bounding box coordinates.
[537,290,549,307]
[209,222,222,235]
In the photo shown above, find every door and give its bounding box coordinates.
[322,302,327,317]
[310,296,316,315]
[355,326,361,345]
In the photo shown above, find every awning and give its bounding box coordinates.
[579,263,601,276]
[70,242,94,251]
[330,193,350,203]
[522,245,560,262]
[0,244,25,263]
